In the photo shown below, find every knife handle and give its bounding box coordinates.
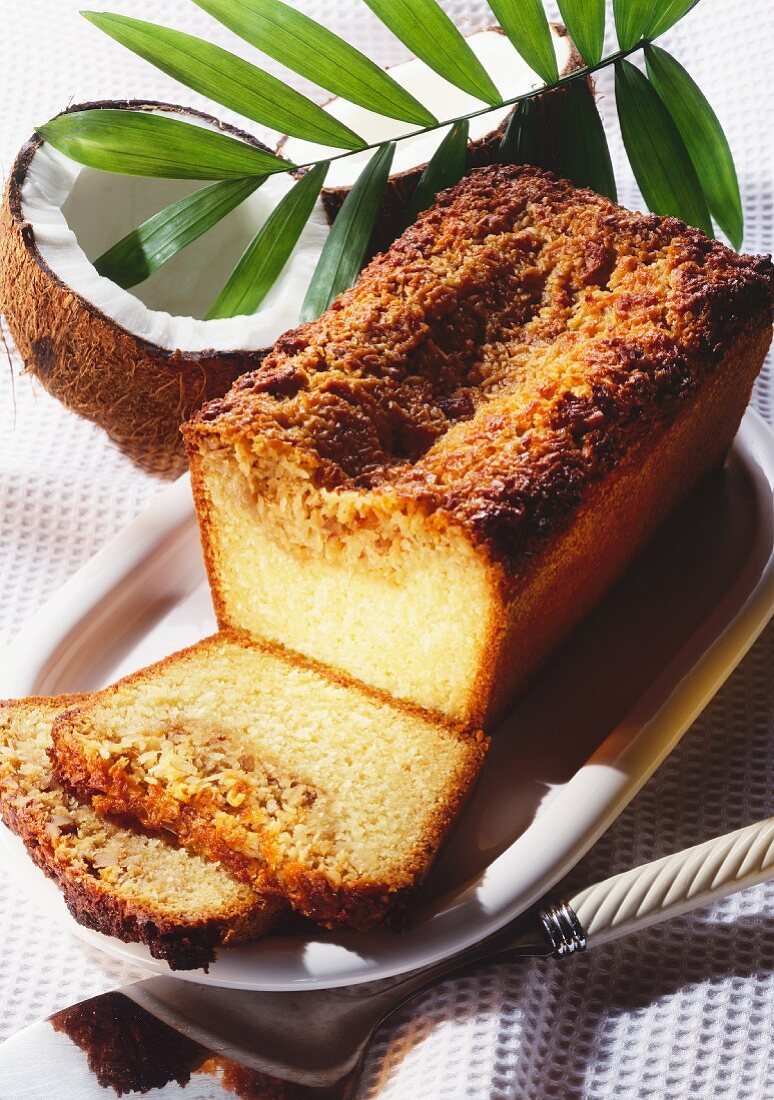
[565,816,774,948]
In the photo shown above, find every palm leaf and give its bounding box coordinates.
[41,0,728,333]
[488,0,559,84]
[552,81,617,199]
[300,142,395,323]
[207,163,327,320]
[362,0,501,105]
[192,0,436,127]
[613,0,660,49]
[646,0,701,39]
[499,83,615,199]
[645,44,742,247]
[556,0,606,66]
[499,99,539,164]
[614,60,712,235]
[404,120,469,226]
[95,177,264,288]
[38,110,291,179]
[83,12,365,151]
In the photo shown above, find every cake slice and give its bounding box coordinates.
[0,696,282,969]
[184,164,774,728]
[50,634,488,930]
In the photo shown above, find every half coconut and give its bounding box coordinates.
[279,25,584,255]
[0,101,329,477]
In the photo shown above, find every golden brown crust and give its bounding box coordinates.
[0,101,272,478]
[186,164,774,566]
[0,695,280,969]
[465,318,772,726]
[56,728,484,932]
[49,632,488,930]
[10,808,269,969]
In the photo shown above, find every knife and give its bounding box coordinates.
[1,814,772,1099]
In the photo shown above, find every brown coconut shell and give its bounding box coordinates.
[279,25,587,258]
[0,100,280,479]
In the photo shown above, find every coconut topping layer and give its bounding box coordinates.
[189,165,774,565]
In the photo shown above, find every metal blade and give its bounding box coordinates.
[0,911,553,1098]
[0,983,355,1098]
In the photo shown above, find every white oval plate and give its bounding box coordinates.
[2,409,773,990]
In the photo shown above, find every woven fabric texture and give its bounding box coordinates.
[0,1,772,1096]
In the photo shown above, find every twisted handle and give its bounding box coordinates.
[568,817,774,948]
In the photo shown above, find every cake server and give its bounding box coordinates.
[1,813,772,1099]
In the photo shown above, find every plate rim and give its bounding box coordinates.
[2,408,773,990]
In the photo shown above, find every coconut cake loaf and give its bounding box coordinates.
[50,633,488,930]
[0,696,281,969]
[184,164,774,728]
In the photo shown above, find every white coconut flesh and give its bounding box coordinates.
[281,28,573,190]
[20,114,329,355]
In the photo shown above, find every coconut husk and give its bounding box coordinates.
[0,100,274,479]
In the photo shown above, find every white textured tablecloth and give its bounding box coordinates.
[1,2,772,1096]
